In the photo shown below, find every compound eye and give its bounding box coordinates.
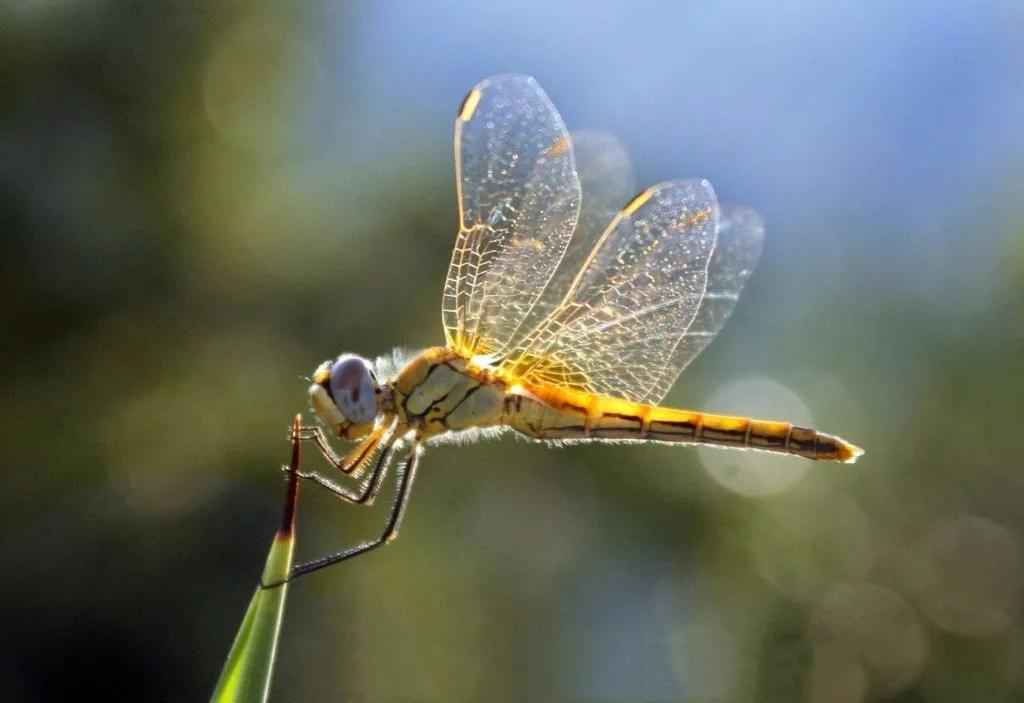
[328,356,377,424]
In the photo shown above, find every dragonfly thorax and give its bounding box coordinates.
[310,354,385,440]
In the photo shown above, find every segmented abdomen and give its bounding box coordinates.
[504,386,862,463]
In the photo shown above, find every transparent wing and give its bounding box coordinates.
[502,179,761,405]
[653,204,764,396]
[442,75,581,357]
[511,130,637,338]
[571,130,637,255]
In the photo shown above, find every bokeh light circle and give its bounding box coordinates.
[753,490,873,603]
[698,376,812,496]
[809,583,928,697]
[918,514,1023,637]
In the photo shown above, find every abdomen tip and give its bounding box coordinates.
[838,442,865,463]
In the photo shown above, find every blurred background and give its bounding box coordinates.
[2,1,1022,700]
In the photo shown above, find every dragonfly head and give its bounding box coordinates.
[309,354,382,440]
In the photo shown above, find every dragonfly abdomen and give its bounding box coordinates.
[506,387,862,463]
[646,408,861,463]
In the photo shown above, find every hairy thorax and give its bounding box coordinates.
[391,347,508,441]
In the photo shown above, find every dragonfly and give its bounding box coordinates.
[282,74,862,583]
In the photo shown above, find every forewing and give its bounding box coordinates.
[442,75,581,357]
[504,179,723,404]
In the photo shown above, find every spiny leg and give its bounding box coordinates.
[296,422,390,478]
[292,439,397,506]
[265,444,423,586]
[295,425,344,467]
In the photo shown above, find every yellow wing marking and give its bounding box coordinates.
[545,134,573,157]
[458,88,483,121]
[622,187,654,215]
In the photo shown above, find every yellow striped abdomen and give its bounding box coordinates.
[505,384,862,463]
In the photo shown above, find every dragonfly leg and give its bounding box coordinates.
[264,444,422,586]
[294,422,390,479]
[295,425,343,466]
[286,439,397,506]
